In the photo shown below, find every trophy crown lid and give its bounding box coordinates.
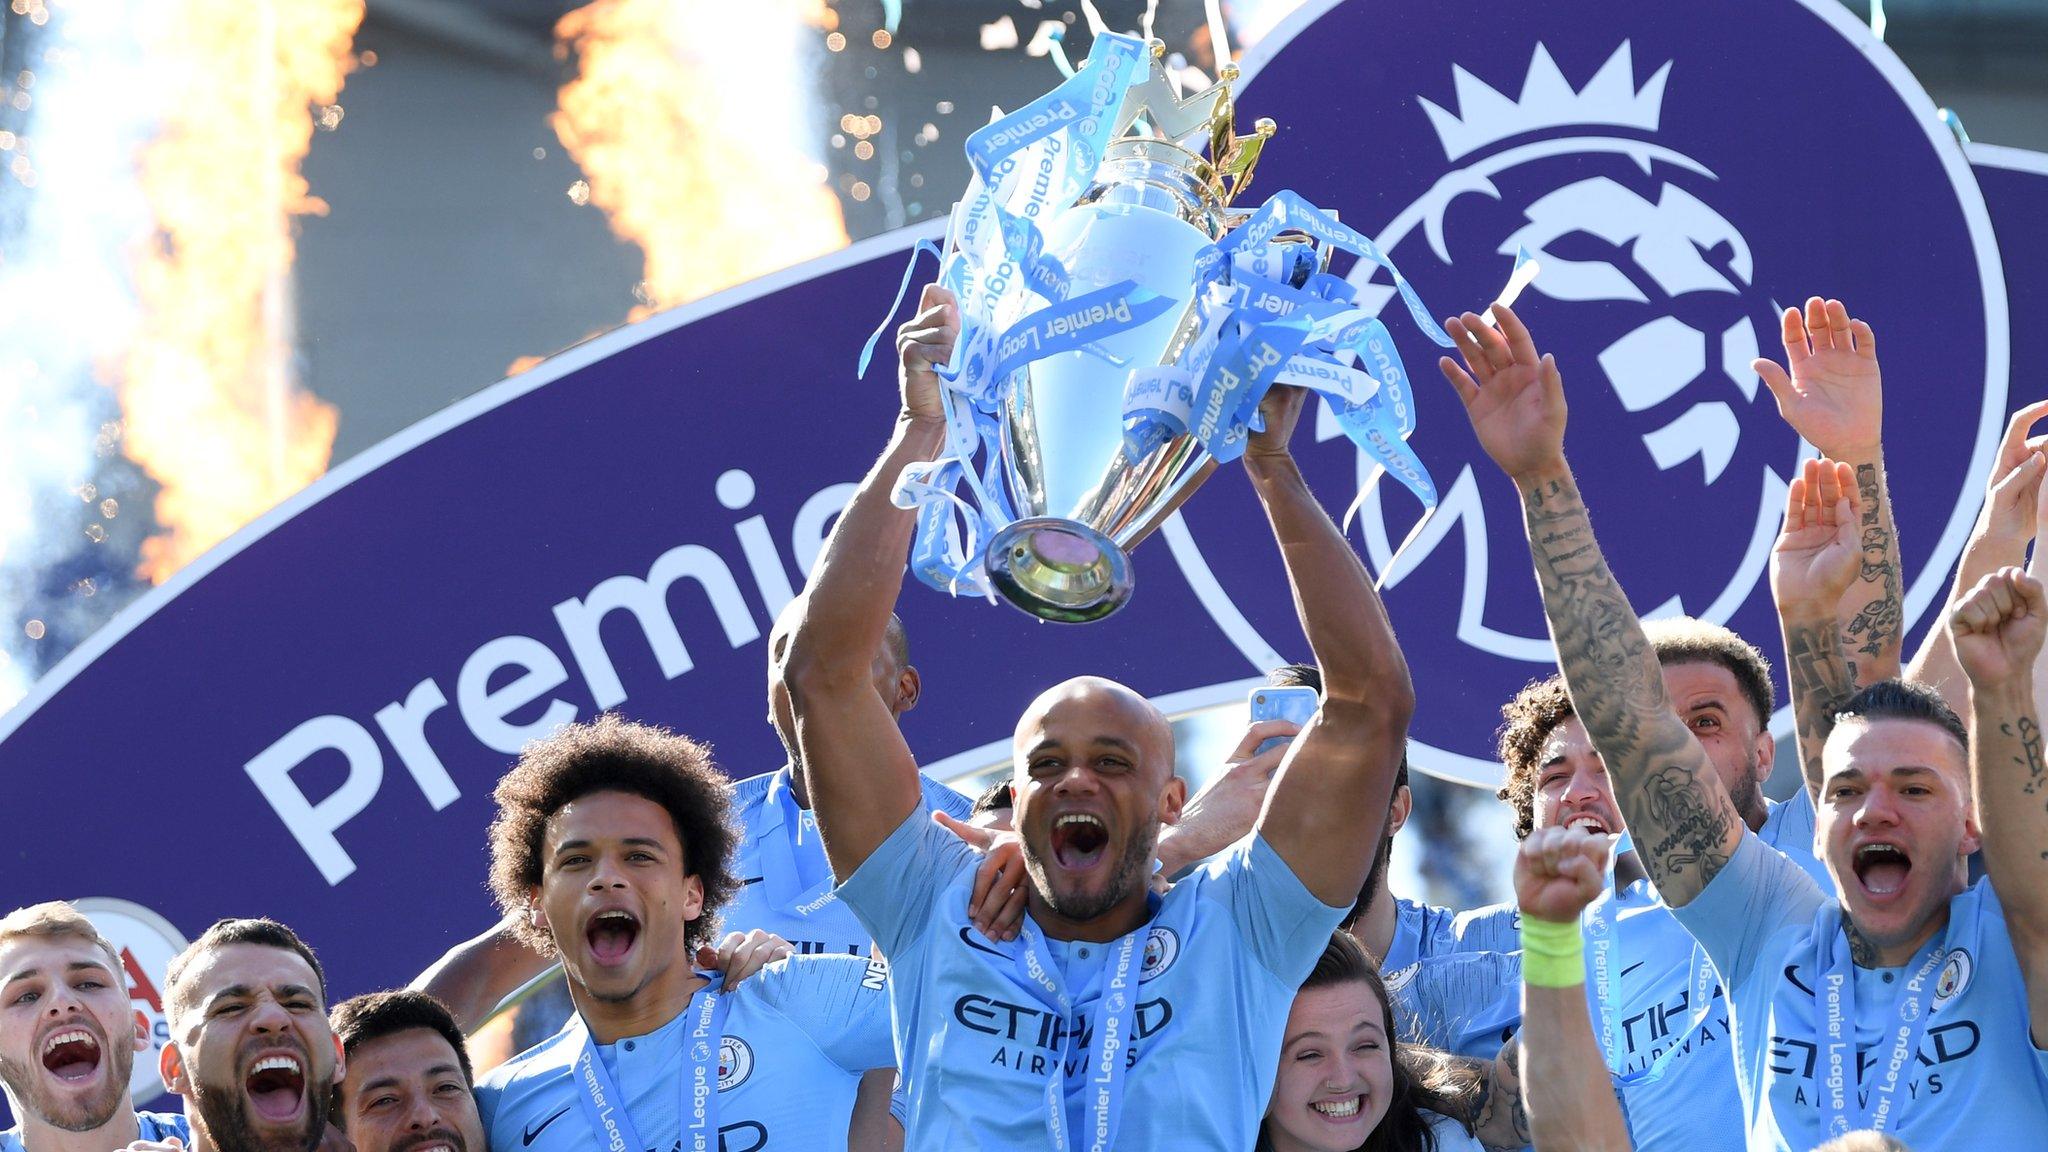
[1111,41,1274,208]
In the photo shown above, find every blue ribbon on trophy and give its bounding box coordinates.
[859,33,1460,621]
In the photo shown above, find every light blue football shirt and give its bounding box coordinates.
[1385,947,1523,1060]
[1673,830,2048,1149]
[839,812,1346,1151]
[725,765,973,956]
[475,954,893,1152]
[1,1110,186,1151]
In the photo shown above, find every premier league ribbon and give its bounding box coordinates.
[1009,923,1145,1152]
[858,32,1457,605]
[1814,886,1985,1135]
[570,973,730,1152]
[1583,841,1720,1086]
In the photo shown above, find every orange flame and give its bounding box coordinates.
[122,0,362,583]
[552,0,849,320]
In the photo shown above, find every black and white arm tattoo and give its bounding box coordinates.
[1519,469,1746,907]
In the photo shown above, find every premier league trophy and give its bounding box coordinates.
[874,33,1454,622]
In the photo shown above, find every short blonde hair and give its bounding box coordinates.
[0,902,123,975]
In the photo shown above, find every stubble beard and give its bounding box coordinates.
[0,1042,131,1133]
[1032,822,1160,923]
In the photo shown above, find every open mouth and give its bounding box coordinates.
[1050,814,1109,871]
[393,1133,464,1152]
[1565,813,1612,835]
[586,909,641,965]
[1854,843,1912,898]
[244,1054,306,1123]
[40,1028,102,1083]
[1310,1095,1364,1122]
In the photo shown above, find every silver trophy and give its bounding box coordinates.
[984,53,1307,623]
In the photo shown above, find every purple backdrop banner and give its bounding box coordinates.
[0,0,2026,1109]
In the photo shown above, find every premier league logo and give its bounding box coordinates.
[718,1036,753,1091]
[1184,0,2007,783]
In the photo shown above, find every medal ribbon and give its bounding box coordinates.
[570,974,729,1152]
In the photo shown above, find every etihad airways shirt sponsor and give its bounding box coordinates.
[840,814,1345,1150]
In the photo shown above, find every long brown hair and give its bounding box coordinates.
[1257,931,1483,1152]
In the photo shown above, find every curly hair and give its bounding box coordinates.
[486,713,740,955]
[1257,931,1482,1152]
[1494,619,1773,840]
[1495,674,1576,841]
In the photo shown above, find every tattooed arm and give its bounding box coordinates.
[1770,458,1865,805]
[1952,567,2048,1046]
[1441,304,1742,906]
[1754,298,1901,678]
[1908,400,2048,702]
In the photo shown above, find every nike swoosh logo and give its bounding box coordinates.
[523,1105,571,1145]
[738,876,766,887]
[958,926,1008,958]
[1620,962,1644,978]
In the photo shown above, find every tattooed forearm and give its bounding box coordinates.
[1518,470,1745,904]
[1783,617,1858,801]
[1844,462,1904,664]
[2003,716,2047,797]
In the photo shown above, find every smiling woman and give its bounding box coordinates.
[1259,932,1484,1152]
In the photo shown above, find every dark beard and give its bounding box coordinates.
[1346,830,1396,932]
[187,1074,328,1152]
[1036,823,1158,923]
[0,1041,132,1133]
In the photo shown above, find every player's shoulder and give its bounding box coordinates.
[915,771,974,817]
[137,1111,191,1141]
[729,769,780,811]
[477,1018,583,1095]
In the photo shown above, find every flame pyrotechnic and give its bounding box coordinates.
[552,0,848,318]
[121,0,361,582]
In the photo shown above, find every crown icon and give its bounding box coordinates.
[1420,42,1671,162]
[1111,41,1276,208]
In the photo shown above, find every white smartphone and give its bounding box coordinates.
[1247,685,1320,755]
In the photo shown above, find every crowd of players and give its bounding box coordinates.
[3,290,2045,1152]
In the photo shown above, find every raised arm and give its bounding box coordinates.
[1441,304,1740,906]
[1771,458,1865,806]
[1755,298,1901,679]
[1907,400,2048,699]
[410,915,554,1035]
[1950,566,2048,1047]
[784,286,954,880]
[1514,825,1631,1152]
[1245,385,1415,906]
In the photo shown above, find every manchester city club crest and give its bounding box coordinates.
[1173,0,2007,784]
[1141,926,1181,980]
[1934,948,1974,1006]
[718,1035,754,1091]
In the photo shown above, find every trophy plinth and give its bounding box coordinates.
[985,517,1134,624]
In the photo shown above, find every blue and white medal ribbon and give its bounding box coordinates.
[1814,890,1982,1136]
[1012,924,1144,1152]
[570,974,729,1152]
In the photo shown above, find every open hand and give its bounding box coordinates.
[1438,303,1567,483]
[1771,457,1862,611]
[897,284,956,424]
[1755,297,1881,458]
[1952,567,2048,688]
[935,810,1029,942]
[1514,825,1612,923]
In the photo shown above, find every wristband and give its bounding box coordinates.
[1519,914,1586,988]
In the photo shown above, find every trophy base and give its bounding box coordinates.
[985,518,1134,624]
